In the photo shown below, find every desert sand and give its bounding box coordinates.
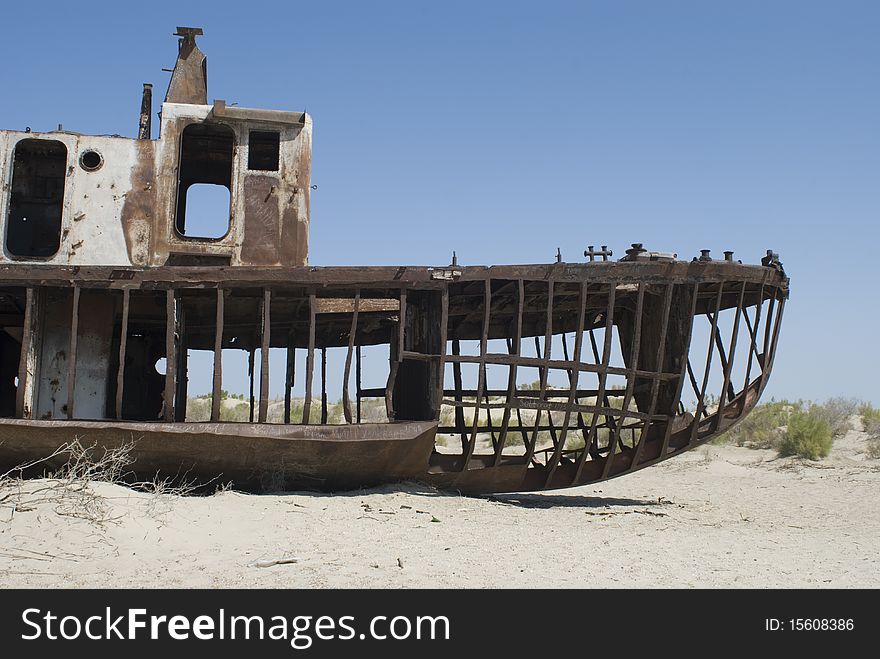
[1,430,877,588]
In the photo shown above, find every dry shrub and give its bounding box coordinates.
[0,438,134,524]
[1,437,198,524]
[810,398,859,436]
[861,403,880,459]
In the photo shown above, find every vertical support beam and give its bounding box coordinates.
[462,278,492,469]
[174,303,188,422]
[321,346,328,424]
[384,289,406,422]
[494,280,523,466]
[284,330,295,424]
[713,281,747,430]
[763,295,786,382]
[689,284,724,446]
[385,360,399,422]
[451,340,466,449]
[741,282,765,392]
[66,285,81,420]
[546,280,587,487]
[524,280,554,465]
[603,282,645,479]
[303,293,316,424]
[661,283,700,458]
[632,283,674,467]
[248,346,255,423]
[574,283,616,483]
[343,292,361,424]
[356,346,362,423]
[435,286,449,420]
[15,287,37,419]
[164,288,176,422]
[259,289,271,423]
[115,288,131,420]
[211,288,224,422]
[761,294,777,372]
[706,312,736,402]
[535,335,560,449]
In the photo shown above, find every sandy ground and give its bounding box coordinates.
[1,430,878,588]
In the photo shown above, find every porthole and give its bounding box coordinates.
[79,149,103,172]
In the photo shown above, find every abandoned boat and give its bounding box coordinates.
[0,28,788,493]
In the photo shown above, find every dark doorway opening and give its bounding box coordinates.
[5,139,67,258]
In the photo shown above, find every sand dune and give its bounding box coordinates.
[1,430,877,588]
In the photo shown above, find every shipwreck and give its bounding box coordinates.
[0,28,788,493]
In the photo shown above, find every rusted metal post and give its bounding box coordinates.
[356,346,362,423]
[603,282,644,479]
[661,283,700,458]
[15,287,36,419]
[303,293,316,424]
[689,285,724,446]
[138,83,152,140]
[321,347,328,424]
[764,296,786,380]
[115,288,130,420]
[435,287,449,420]
[524,280,554,465]
[211,288,224,422]
[632,283,674,466]
[259,289,271,423]
[493,279,523,466]
[66,285,81,420]
[174,303,188,422]
[741,282,765,392]
[451,340,466,450]
[284,330,295,425]
[343,292,360,424]
[384,289,406,422]
[164,289,177,422]
[575,283,616,483]
[546,281,587,486]
[248,346,255,423]
[462,279,492,469]
[761,294,777,371]
[707,312,736,402]
[714,281,746,430]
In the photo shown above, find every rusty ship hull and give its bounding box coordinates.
[0,28,788,494]
[0,259,786,494]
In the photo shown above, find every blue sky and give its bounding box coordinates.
[1,1,877,404]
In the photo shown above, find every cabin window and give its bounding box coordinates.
[248,131,280,171]
[175,123,234,240]
[5,139,67,258]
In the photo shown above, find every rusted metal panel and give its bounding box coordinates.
[242,175,282,265]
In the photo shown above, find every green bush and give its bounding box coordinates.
[778,410,833,460]
[716,399,802,448]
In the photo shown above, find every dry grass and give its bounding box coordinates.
[0,437,199,525]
